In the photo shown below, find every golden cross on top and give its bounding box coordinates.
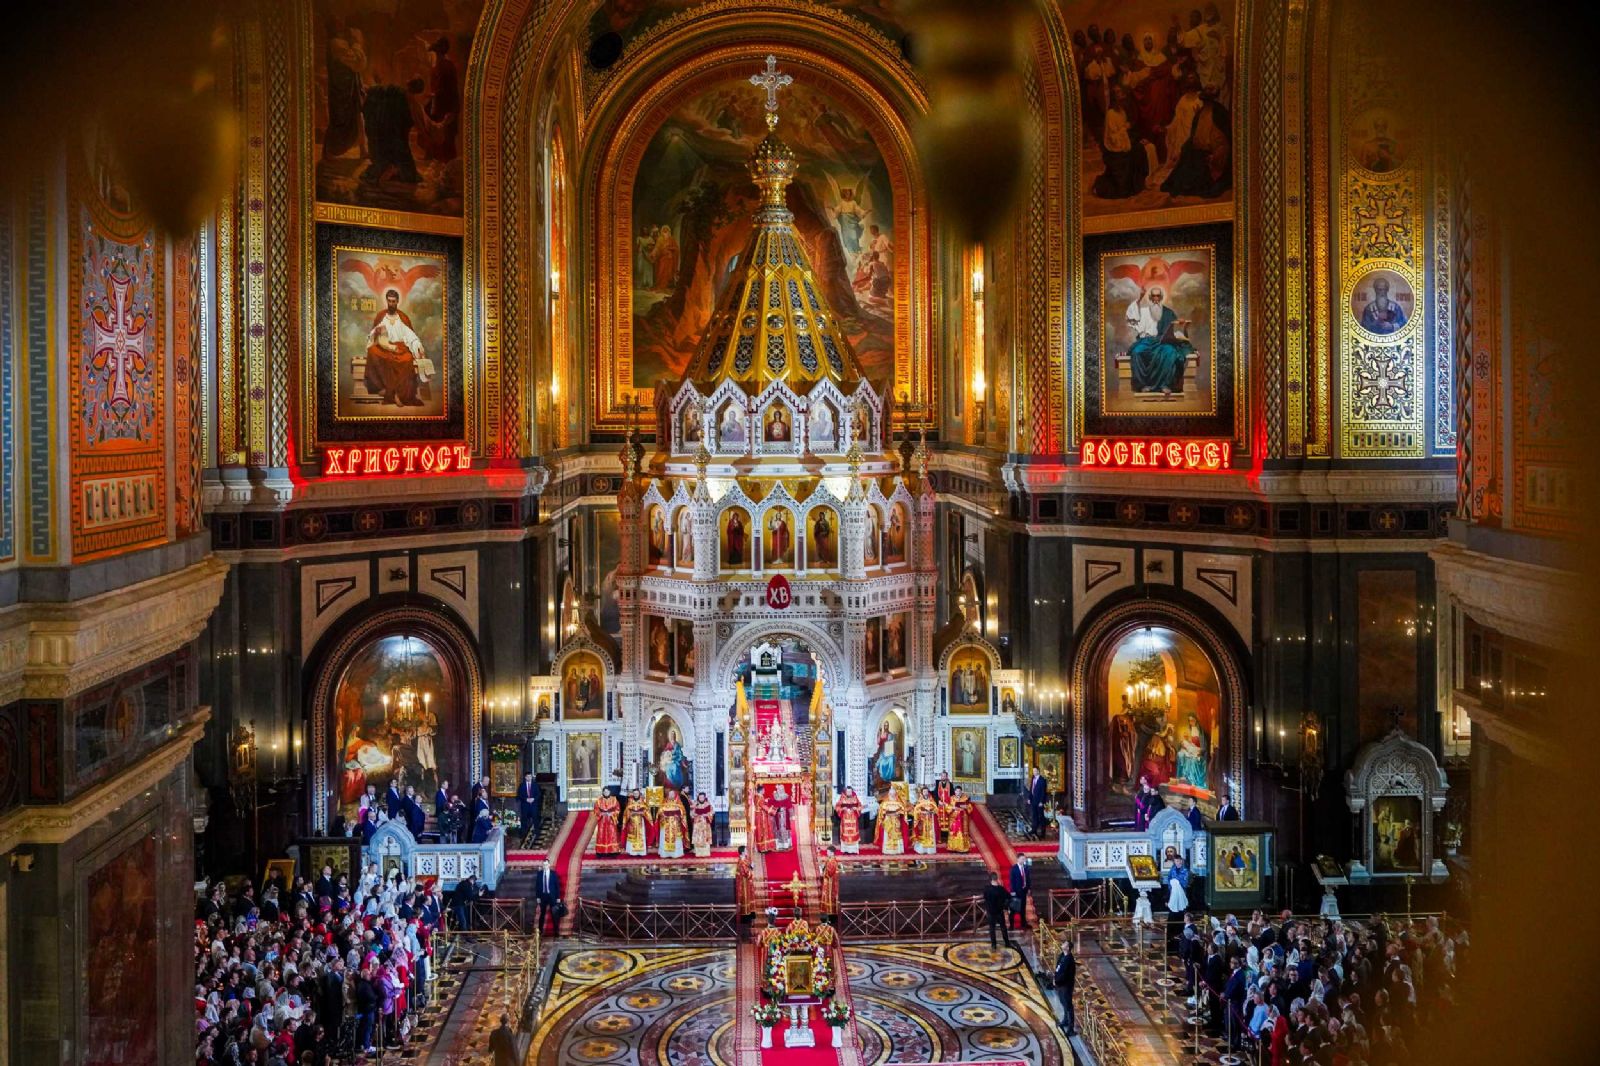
[751,55,792,126]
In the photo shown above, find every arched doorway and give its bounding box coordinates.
[310,606,483,833]
[1070,600,1249,827]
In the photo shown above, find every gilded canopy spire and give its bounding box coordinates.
[683,55,866,392]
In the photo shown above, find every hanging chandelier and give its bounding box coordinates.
[382,636,432,738]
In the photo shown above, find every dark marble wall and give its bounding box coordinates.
[936,495,1440,901]
[1,755,195,1064]
[197,537,540,872]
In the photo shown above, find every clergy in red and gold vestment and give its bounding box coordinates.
[821,848,841,918]
[623,789,651,857]
[876,788,907,855]
[735,847,756,919]
[834,787,863,854]
[935,771,955,837]
[912,787,941,855]
[946,786,974,853]
[752,789,778,853]
[657,788,687,858]
[691,791,714,858]
[593,789,622,856]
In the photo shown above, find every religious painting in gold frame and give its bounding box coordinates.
[567,732,602,787]
[310,0,486,233]
[312,223,466,451]
[263,858,297,890]
[592,52,930,430]
[1038,750,1066,795]
[489,749,521,798]
[1067,0,1237,235]
[998,735,1021,770]
[950,725,987,784]
[1083,224,1237,445]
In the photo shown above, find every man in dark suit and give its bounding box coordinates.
[450,875,480,930]
[1216,789,1241,821]
[314,864,337,902]
[1008,856,1032,930]
[1053,942,1078,1034]
[535,859,563,936]
[404,786,427,836]
[1223,955,1250,1045]
[386,781,404,820]
[518,773,542,838]
[982,874,1015,950]
[435,779,451,820]
[489,1013,520,1066]
[320,958,346,1037]
[1028,770,1049,837]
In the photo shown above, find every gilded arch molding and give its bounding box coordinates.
[468,0,932,454]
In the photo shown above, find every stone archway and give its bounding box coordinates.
[308,604,484,833]
[711,619,847,693]
[1069,597,1250,824]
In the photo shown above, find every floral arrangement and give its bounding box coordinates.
[760,921,834,998]
[751,1003,783,1027]
[489,743,521,762]
[822,1000,852,1026]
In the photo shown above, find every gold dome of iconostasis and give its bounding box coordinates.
[521,0,941,456]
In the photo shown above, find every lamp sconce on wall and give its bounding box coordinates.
[550,269,561,299]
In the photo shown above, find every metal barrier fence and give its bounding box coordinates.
[571,898,739,941]
[837,895,985,940]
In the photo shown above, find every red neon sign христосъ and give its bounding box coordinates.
[321,443,472,477]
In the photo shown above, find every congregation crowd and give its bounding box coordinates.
[1176,908,1465,1066]
[192,862,450,1064]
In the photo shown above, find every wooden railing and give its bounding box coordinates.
[571,897,738,941]
[838,895,985,940]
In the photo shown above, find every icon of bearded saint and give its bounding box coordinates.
[342,257,441,407]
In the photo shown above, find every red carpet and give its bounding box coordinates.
[970,805,1041,928]
[754,800,847,1065]
[764,1012,840,1064]
[546,810,590,935]
[969,803,1019,877]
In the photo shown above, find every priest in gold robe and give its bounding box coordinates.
[912,787,941,855]
[820,847,841,921]
[876,788,907,855]
[623,789,651,857]
[735,846,756,922]
[691,791,715,858]
[658,788,687,858]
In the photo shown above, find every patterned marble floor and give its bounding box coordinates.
[530,947,740,1066]
[847,942,1072,1065]
[528,942,1071,1066]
